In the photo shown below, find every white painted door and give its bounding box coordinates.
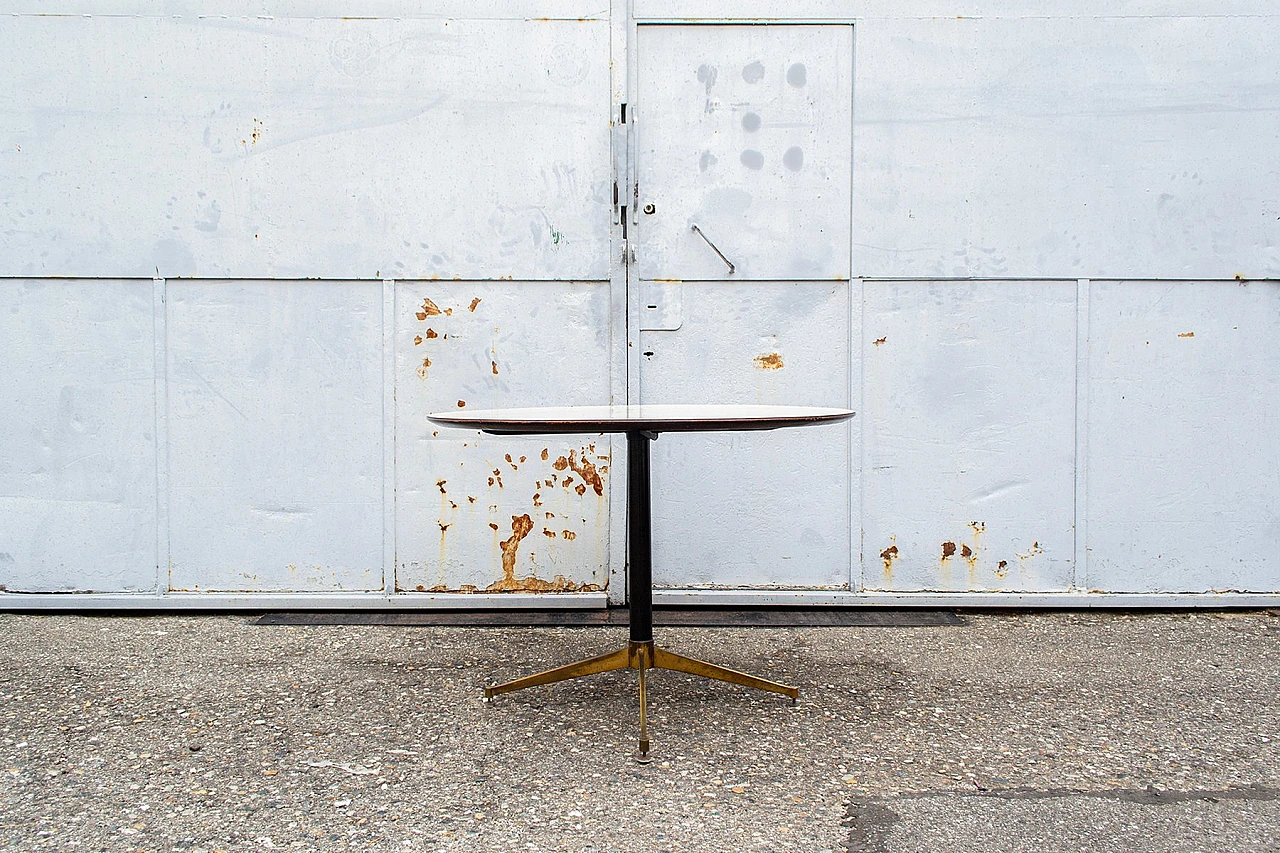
[633,24,855,591]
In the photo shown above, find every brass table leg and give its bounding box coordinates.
[483,646,630,700]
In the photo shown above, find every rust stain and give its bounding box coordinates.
[467,496,476,504]
[481,513,598,592]
[416,298,443,320]
[553,455,569,471]
[488,522,499,531]
[1178,332,1195,338]
[425,328,438,339]
[541,448,549,461]
[880,544,899,575]
[469,298,482,312]
[996,559,1010,577]
[567,449,604,496]
[544,479,554,488]
[1015,541,1045,563]
[960,543,972,558]
[545,511,555,519]
[575,484,587,496]
[436,479,447,494]
[491,469,504,488]
[519,456,526,463]
[457,400,466,408]
[941,541,957,559]
[492,360,499,375]
[562,476,575,487]
[449,501,458,510]
[414,335,423,346]
[563,530,577,541]
[487,477,495,487]
[543,529,556,538]
[753,352,784,370]
[438,521,451,532]
[416,357,432,378]
[873,337,887,347]
[532,492,543,507]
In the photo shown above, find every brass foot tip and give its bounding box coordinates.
[635,745,652,764]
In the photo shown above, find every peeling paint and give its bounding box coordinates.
[416,297,442,319]
[996,559,1010,577]
[416,356,431,378]
[413,335,423,346]
[543,528,556,538]
[479,513,597,593]
[563,530,577,540]
[457,400,466,407]
[941,541,957,559]
[1178,331,1195,338]
[880,542,898,578]
[753,352,784,370]
[492,360,499,375]
[553,455,569,471]
[469,297,482,312]
[567,449,604,496]
[541,448,549,461]
[425,328,438,339]
[873,337,887,346]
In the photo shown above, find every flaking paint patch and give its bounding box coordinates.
[754,352,784,370]
[477,513,598,593]
[416,298,443,319]
[567,449,604,496]
[941,541,957,559]
[880,541,898,581]
[469,298,482,312]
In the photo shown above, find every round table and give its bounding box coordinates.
[427,404,856,759]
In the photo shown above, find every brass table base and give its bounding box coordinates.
[483,640,798,759]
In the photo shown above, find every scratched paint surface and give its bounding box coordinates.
[0,14,611,281]
[861,281,1077,592]
[166,282,384,592]
[640,282,853,589]
[1086,281,1280,592]
[0,281,158,593]
[394,282,612,594]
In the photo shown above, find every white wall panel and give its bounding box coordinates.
[166,281,383,591]
[394,281,613,594]
[640,282,852,588]
[0,280,158,592]
[853,16,1280,280]
[861,281,1077,591]
[0,16,611,280]
[1087,280,1280,592]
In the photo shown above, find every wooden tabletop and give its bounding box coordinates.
[427,404,855,434]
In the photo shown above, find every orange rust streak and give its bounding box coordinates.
[413,335,423,346]
[469,298,482,312]
[941,541,957,559]
[425,329,438,339]
[492,361,499,375]
[562,530,577,540]
[567,450,604,497]
[541,448,549,461]
[873,337,887,346]
[543,529,556,538]
[553,455,569,471]
[753,352,784,370]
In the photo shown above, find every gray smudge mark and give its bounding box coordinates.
[698,151,718,172]
[783,146,804,171]
[787,62,807,87]
[741,112,762,132]
[696,64,717,93]
[740,149,764,170]
[742,61,765,83]
[194,200,221,233]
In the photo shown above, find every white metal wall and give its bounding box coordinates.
[1,1,1277,607]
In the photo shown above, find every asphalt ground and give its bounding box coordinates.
[1,610,1277,852]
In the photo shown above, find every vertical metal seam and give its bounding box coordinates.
[152,275,169,595]
[383,278,396,599]
[852,279,864,593]
[1073,278,1091,592]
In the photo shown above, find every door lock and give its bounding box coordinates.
[643,203,656,215]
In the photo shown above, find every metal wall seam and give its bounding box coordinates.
[152,274,169,595]
[382,278,396,599]
[851,278,864,592]
[1073,278,1090,593]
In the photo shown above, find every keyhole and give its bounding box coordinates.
[643,203,656,215]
